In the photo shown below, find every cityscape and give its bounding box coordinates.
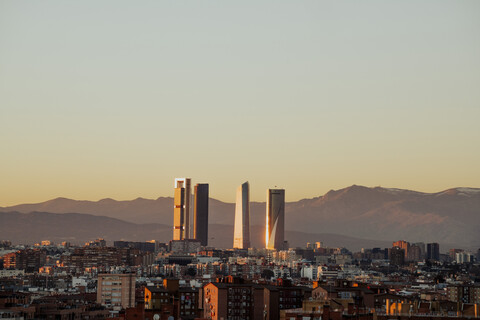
[1,1,479,320]
[0,179,479,319]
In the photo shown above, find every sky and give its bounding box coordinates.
[1,1,479,206]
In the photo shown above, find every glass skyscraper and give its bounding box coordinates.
[266,188,285,250]
[194,183,209,246]
[233,182,250,249]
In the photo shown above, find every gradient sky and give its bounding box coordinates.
[1,1,479,206]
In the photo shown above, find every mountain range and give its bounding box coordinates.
[1,185,479,250]
[0,212,393,251]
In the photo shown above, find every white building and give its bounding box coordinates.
[233,182,250,249]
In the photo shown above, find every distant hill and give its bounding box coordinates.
[0,211,393,251]
[0,211,170,245]
[1,185,479,248]
[284,186,480,248]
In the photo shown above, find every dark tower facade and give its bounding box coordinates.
[427,243,440,261]
[266,189,285,250]
[194,183,209,246]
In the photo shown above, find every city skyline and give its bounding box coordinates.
[2,184,477,250]
[1,1,479,206]
[1,1,479,319]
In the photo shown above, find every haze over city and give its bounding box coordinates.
[1,1,480,206]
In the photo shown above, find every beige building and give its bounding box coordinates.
[174,178,191,240]
[97,273,136,310]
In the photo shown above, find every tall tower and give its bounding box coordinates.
[233,182,250,249]
[266,189,285,250]
[392,240,409,259]
[194,183,209,246]
[173,178,191,240]
[427,243,440,261]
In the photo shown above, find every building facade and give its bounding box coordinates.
[97,273,135,310]
[447,285,480,304]
[392,240,409,259]
[427,243,440,261]
[145,279,200,319]
[173,178,191,240]
[1,249,46,273]
[390,247,405,266]
[203,282,263,320]
[202,279,310,320]
[266,189,285,250]
[194,183,209,246]
[233,182,250,249]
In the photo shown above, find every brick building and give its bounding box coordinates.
[202,277,310,320]
[144,279,200,320]
[447,285,480,304]
[1,249,46,273]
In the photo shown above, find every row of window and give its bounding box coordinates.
[228,301,250,308]
[101,292,122,297]
[228,288,250,294]
[102,287,121,291]
[228,308,248,314]
[228,295,252,301]
[102,281,122,286]
[227,315,250,320]
[279,291,299,297]
[279,297,300,302]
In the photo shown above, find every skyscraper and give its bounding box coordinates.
[194,183,209,246]
[427,242,440,261]
[233,182,250,249]
[392,240,409,259]
[173,178,191,240]
[266,189,285,250]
